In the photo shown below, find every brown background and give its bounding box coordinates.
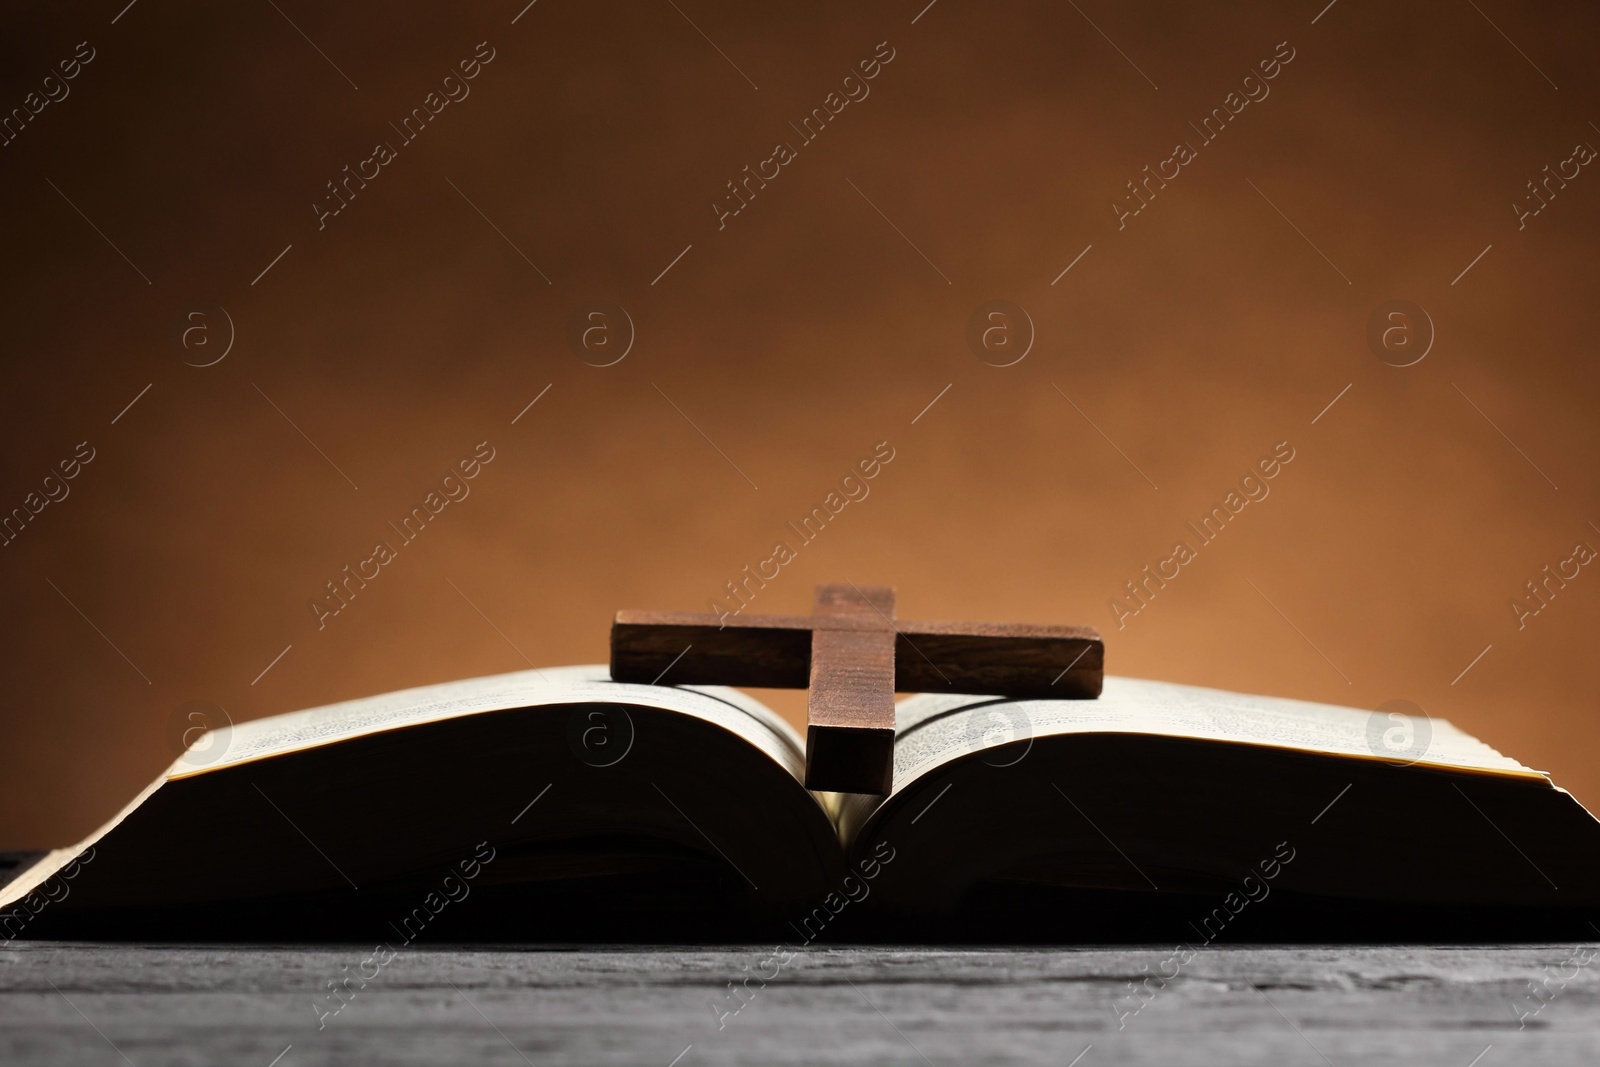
[1,0,1596,847]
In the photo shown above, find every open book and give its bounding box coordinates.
[5,666,1599,941]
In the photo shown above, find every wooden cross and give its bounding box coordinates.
[610,583,1103,795]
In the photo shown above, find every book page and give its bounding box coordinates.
[0,775,166,912]
[170,665,805,781]
[1,667,814,913]
[890,675,1543,793]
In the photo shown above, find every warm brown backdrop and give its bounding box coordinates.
[1,0,1596,847]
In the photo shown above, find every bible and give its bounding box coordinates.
[5,664,1599,942]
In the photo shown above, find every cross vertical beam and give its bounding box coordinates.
[805,584,897,794]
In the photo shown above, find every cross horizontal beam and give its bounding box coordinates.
[611,611,1103,699]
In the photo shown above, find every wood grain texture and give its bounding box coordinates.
[806,584,897,730]
[610,613,1104,697]
[804,585,896,794]
[891,622,1103,699]
[2,942,1594,1066]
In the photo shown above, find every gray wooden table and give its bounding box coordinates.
[1,942,1595,1065]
